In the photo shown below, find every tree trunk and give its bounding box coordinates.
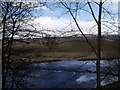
[96,0,102,88]
[2,2,9,88]
[118,1,120,81]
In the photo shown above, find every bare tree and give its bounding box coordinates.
[1,1,118,88]
[59,1,101,87]
[0,2,46,88]
[87,0,102,87]
[42,34,58,51]
[59,0,118,88]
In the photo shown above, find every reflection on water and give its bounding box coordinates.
[5,60,118,88]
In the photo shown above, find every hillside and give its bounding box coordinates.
[10,37,119,64]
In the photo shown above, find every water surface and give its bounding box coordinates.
[5,60,118,88]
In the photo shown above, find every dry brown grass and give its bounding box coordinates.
[10,38,119,65]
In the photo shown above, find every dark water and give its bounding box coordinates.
[5,60,118,88]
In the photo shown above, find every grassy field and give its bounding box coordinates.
[11,37,119,64]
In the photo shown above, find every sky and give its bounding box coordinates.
[22,1,119,37]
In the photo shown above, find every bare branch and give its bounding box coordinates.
[61,2,97,55]
[87,1,98,25]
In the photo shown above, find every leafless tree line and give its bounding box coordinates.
[0,2,46,88]
[0,1,120,89]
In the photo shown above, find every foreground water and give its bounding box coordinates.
[5,60,118,88]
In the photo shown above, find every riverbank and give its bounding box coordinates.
[10,51,119,67]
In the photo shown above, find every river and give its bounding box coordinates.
[5,60,119,88]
